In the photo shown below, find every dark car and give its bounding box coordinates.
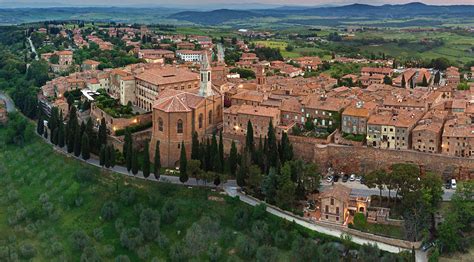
[334,175,340,182]
[342,174,349,182]
[360,177,366,184]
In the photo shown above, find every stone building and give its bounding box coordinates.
[319,184,351,225]
[441,115,474,158]
[302,95,350,131]
[135,66,200,112]
[81,59,101,71]
[224,104,280,138]
[341,101,375,135]
[149,54,223,167]
[367,109,424,150]
[412,110,448,154]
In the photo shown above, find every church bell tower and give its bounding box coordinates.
[199,52,214,97]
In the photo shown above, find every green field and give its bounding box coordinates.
[0,119,369,261]
[253,40,300,58]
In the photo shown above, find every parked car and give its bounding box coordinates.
[355,176,362,182]
[326,176,334,183]
[445,180,451,189]
[342,174,349,182]
[421,241,436,252]
[360,177,366,184]
[451,179,457,189]
[334,175,340,182]
[349,174,356,182]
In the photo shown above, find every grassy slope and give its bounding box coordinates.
[0,123,350,261]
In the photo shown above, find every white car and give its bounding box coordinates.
[355,176,362,182]
[326,176,334,183]
[451,179,457,189]
[349,174,356,182]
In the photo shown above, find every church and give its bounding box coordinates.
[149,53,224,167]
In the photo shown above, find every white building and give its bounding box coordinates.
[176,50,203,62]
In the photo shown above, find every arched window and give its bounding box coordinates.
[216,105,222,118]
[208,110,213,124]
[177,119,183,134]
[158,117,163,132]
[208,72,211,81]
[198,113,203,129]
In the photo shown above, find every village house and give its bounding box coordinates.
[292,56,322,71]
[412,110,448,154]
[224,104,280,138]
[393,69,417,89]
[138,49,174,63]
[359,74,385,87]
[441,115,474,158]
[41,50,74,73]
[230,90,265,106]
[446,66,461,86]
[176,50,203,62]
[319,185,369,225]
[360,67,393,77]
[302,95,350,131]
[367,109,424,150]
[341,101,376,135]
[176,41,195,50]
[81,59,101,71]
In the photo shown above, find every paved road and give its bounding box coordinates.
[27,37,39,61]
[216,43,225,63]
[0,92,16,113]
[321,180,455,201]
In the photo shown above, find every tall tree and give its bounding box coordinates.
[211,133,221,172]
[191,131,200,160]
[105,144,111,168]
[401,74,406,88]
[109,146,116,167]
[245,120,255,153]
[81,133,90,160]
[85,118,95,151]
[73,125,81,157]
[98,117,107,149]
[58,120,65,148]
[131,149,139,175]
[36,114,44,135]
[143,141,150,178]
[434,71,441,85]
[261,167,278,205]
[229,140,238,176]
[51,127,58,145]
[154,140,161,179]
[179,141,188,183]
[218,131,224,173]
[279,132,293,164]
[126,133,133,172]
[99,145,106,166]
[276,163,296,210]
[267,120,279,170]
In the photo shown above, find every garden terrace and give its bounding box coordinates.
[94,89,137,119]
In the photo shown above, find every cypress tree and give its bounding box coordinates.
[86,118,95,151]
[279,132,293,164]
[179,141,188,183]
[401,74,406,88]
[98,117,107,149]
[421,74,428,87]
[267,120,279,170]
[229,140,238,176]
[154,140,161,179]
[48,107,59,131]
[81,133,90,160]
[131,149,139,175]
[143,141,150,178]
[218,131,224,173]
[123,129,131,159]
[245,120,254,153]
[73,126,81,157]
[109,146,116,168]
[191,131,200,160]
[67,107,77,153]
[80,121,86,138]
[126,134,133,172]
[100,145,105,166]
[52,128,58,145]
[44,128,48,139]
[236,150,249,187]
[105,144,111,168]
[211,133,220,172]
[434,71,441,85]
[58,120,65,148]
[37,114,44,135]
[204,138,211,171]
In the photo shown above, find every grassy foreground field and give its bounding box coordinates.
[0,120,365,261]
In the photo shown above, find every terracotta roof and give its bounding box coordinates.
[83,59,100,65]
[368,109,424,128]
[361,67,393,74]
[343,106,370,118]
[231,90,264,103]
[320,184,351,202]
[136,66,198,86]
[153,89,204,113]
[280,98,302,113]
[235,104,280,118]
[303,95,349,112]
[442,117,474,138]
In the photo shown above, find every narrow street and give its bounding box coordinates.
[0,92,16,113]
[27,36,39,61]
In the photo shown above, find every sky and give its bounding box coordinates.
[1,0,473,8]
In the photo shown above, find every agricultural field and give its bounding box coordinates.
[252,40,300,58]
[0,120,367,261]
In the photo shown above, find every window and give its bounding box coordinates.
[330,198,334,205]
[198,113,203,129]
[208,110,213,124]
[177,119,183,134]
[325,205,328,213]
[158,117,163,131]
[336,207,339,214]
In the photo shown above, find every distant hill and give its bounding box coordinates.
[169,2,474,25]
[168,9,264,25]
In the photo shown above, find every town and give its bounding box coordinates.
[0,7,473,262]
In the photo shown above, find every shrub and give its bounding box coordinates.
[120,188,136,206]
[19,243,36,259]
[236,235,257,259]
[80,246,100,262]
[161,201,178,224]
[169,242,187,261]
[114,255,131,262]
[252,220,270,244]
[207,244,222,262]
[233,208,249,229]
[273,229,289,249]
[137,244,150,260]
[139,208,160,241]
[101,201,118,221]
[120,227,144,250]
[70,230,90,251]
[353,213,368,230]
[256,245,278,262]
[93,228,103,241]
[102,244,115,257]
